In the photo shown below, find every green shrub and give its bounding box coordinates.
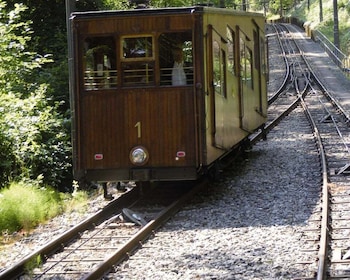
[0,2,72,191]
[0,129,15,188]
[288,0,350,53]
[0,181,63,233]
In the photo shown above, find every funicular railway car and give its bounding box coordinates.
[69,6,267,189]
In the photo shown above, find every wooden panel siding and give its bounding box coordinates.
[80,87,197,169]
[75,14,193,36]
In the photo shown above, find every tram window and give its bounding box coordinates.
[213,38,227,97]
[227,27,236,75]
[260,36,267,75]
[240,37,253,89]
[253,30,260,70]
[158,32,193,86]
[221,49,227,97]
[122,37,153,59]
[121,62,154,86]
[213,40,221,94]
[83,36,117,90]
[121,36,154,86]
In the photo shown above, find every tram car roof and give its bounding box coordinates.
[71,6,265,19]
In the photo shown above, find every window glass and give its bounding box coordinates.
[246,47,253,88]
[221,49,227,97]
[158,32,193,86]
[227,27,236,75]
[213,40,221,94]
[212,35,227,97]
[240,36,253,89]
[83,36,117,90]
[260,36,267,75]
[121,36,154,86]
[253,30,259,70]
[121,62,154,86]
[122,36,153,59]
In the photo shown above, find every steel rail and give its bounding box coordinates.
[0,188,139,280]
[283,23,330,280]
[267,24,290,105]
[318,97,350,156]
[263,23,331,279]
[298,90,329,280]
[286,24,350,124]
[266,23,348,279]
[82,179,208,280]
[250,75,302,145]
[251,23,307,145]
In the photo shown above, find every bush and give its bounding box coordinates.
[0,181,63,233]
[0,129,15,188]
[0,2,72,191]
[0,86,72,191]
[288,0,350,53]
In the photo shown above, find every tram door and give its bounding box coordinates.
[238,29,252,130]
[209,26,227,149]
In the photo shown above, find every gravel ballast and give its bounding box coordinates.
[106,111,321,279]
[0,26,324,279]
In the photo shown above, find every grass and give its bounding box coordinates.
[0,181,89,240]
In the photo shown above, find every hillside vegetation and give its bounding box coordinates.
[287,0,350,54]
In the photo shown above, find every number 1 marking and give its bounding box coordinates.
[135,121,141,138]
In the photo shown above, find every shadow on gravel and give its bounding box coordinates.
[157,140,319,279]
[168,138,320,230]
[175,248,296,279]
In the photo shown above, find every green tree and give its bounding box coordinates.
[0,2,70,190]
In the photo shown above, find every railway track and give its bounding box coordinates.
[268,23,350,279]
[0,187,139,279]
[0,181,207,279]
[251,24,308,144]
[2,22,350,280]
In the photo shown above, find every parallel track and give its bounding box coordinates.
[269,23,350,280]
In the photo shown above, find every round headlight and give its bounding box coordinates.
[129,146,148,165]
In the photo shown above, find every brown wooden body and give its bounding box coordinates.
[70,7,267,183]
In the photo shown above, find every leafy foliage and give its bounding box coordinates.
[102,0,243,9]
[0,181,63,233]
[0,4,48,95]
[0,2,71,190]
[0,87,71,188]
[98,0,130,9]
[289,0,350,53]
[0,180,89,235]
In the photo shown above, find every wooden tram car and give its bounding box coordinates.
[69,6,267,186]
